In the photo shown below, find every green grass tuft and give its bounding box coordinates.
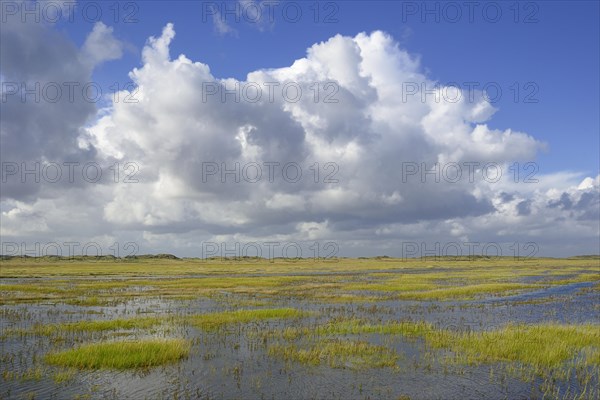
[44,339,190,370]
[190,308,306,330]
[269,339,398,369]
[426,323,600,370]
[31,316,165,336]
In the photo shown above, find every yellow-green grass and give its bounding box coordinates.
[62,296,123,306]
[343,279,437,292]
[343,279,542,300]
[376,321,600,370]
[272,319,433,340]
[317,319,432,336]
[272,320,599,373]
[0,275,334,303]
[1,367,44,382]
[8,316,167,337]
[44,339,190,370]
[394,283,541,300]
[1,258,597,305]
[40,316,166,334]
[8,309,303,337]
[1,257,597,278]
[268,339,398,369]
[310,292,384,303]
[190,308,306,330]
[426,323,600,370]
[341,267,598,300]
[547,273,600,285]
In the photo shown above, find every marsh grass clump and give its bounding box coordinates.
[62,296,124,306]
[271,318,434,340]
[2,366,45,382]
[52,369,76,384]
[270,319,599,376]
[268,339,398,369]
[342,274,438,293]
[340,271,559,301]
[190,308,306,330]
[44,339,190,370]
[394,283,541,300]
[314,319,434,337]
[426,323,600,371]
[26,316,167,337]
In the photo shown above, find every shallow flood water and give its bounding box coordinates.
[1,261,599,400]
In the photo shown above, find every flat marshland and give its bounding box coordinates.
[1,257,599,399]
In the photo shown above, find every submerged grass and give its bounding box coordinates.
[44,339,190,370]
[190,308,306,330]
[273,319,432,340]
[10,316,167,337]
[8,309,303,338]
[427,323,600,370]
[395,283,540,300]
[268,339,398,369]
[270,319,599,375]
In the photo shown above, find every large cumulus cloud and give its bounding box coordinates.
[1,22,598,257]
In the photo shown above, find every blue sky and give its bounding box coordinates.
[69,0,600,175]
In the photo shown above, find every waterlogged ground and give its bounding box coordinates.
[1,257,599,399]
